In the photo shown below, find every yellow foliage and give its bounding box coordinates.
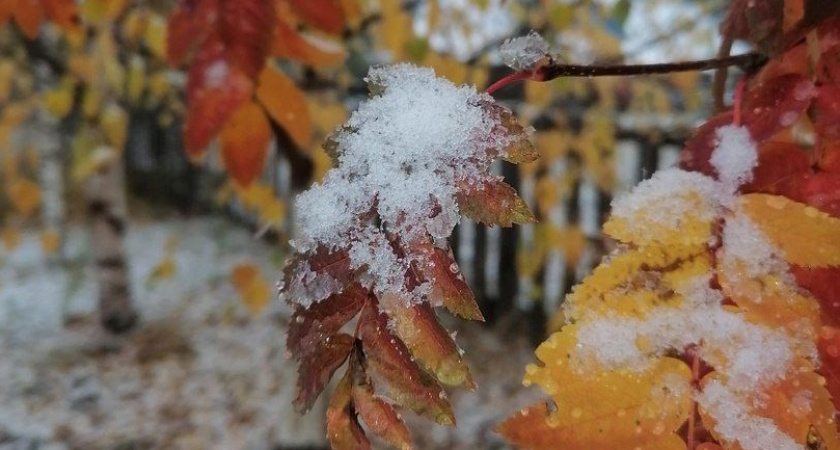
[41,229,61,255]
[145,15,168,60]
[507,324,692,450]
[740,194,840,268]
[126,55,146,105]
[231,263,271,314]
[1,226,21,251]
[6,177,41,217]
[43,76,75,119]
[147,256,177,285]
[101,103,128,150]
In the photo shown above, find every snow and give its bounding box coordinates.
[719,212,789,280]
[608,168,720,230]
[710,125,757,193]
[289,63,528,306]
[499,31,550,71]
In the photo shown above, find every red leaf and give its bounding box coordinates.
[327,364,371,450]
[218,0,275,78]
[295,333,355,413]
[272,19,346,67]
[457,178,535,227]
[287,283,365,414]
[166,0,218,66]
[816,45,840,85]
[741,73,815,142]
[742,141,811,195]
[11,0,44,38]
[352,383,413,450]
[814,85,840,142]
[219,101,271,186]
[281,246,357,304]
[358,300,455,425]
[284,0,345,36]
[792,171,840,217]
[817,326,840,412]
[791,266,840,327]
[380,295,474,388]
[42,0,78,32]
[424,246,483,321]
[745,0,784,55]
[184,39,252,158]
[680,111,734,178]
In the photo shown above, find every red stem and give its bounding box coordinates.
[485,71,533,95]
[732,78,745,126]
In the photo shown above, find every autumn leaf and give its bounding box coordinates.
[283,0,346,36]
[255,64,313,148]
[1,225,22,251]
[219,100,271,186]
[40,229,60,255]
[230,262,271,314]
[7,177,41,217]
[352,380,413,450]
[740,193,840,267]
[379,294,474,388]
[288,284,366,412]
[497,324,692,449]
[327,363,371,450]
[818,326,840,412]
[358,301,455,425]
[422,246,483,320]
[457,178,535,227]
[11,0,44,38]
[272,19,346,67]
[183,39,252,158]
[742,74,815,142]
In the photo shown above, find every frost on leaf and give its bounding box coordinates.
[502,137,839,449]
[282,64,536,447]
[499,31,551,72]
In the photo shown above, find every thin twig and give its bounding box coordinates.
[486,52,767,94]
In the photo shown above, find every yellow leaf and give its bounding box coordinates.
[256,65,312,148]
[740,194,840,268]
[499,324,692,450]
[1,226,21,251]
[147,256,176,284]
[41,229,61,255]
[126,55,146,105]
[81,88,102,118]
[43,76,75,118]
[6,177,41,217]
[231,263,271,314]
[0,60,14,102]
[144,14,167,60]
[101,103,128,150]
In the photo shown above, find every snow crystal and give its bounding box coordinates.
[710,125,757,192]
[697,380,801,450]
[289,64,528,305]
[609,168,720,230]
[719,212,789,280]
[499,31,550,71]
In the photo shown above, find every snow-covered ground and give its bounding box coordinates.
[0,217,541,450]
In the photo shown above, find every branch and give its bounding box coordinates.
[486,52,767,95]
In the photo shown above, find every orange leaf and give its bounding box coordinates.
[230,263,271,314]
[42,0,78,32]
[184,39,252,159]
[424,246,483,320]
[283,0,345,35]
[12,0,44,38]
[818,326,840,413]
[740,193,840,267]
[272,19,346,67]
[352,381,413,450]
[327,366,371,450]
[219,101,271,186]
[218,0,275,78]
[255,64,312,148]
[6,177,41,217]
[380,294,474,388]
[457,178,535,227]
[41,229,60,255]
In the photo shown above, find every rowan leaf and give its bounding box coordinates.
[183,38,252,159]
[423,246,483,320]
[6,177,41,217]
[380,294,473,388]
[740,193,840,267]
[287,284,366,412]
[297,333,355,413]
[281,246,357,307]
[741,74,815,142]
[218,0,275,78]
[166,0,218,66]
[256,64,313,148]
[327,364,371,450]
[498,324,692,449]
[457,178,535,227]
[791,266,840,327]
[742,141,811,195]
[480,101,539,164]
[272,19,346,67]
[352,380,413,450]
[745,0,784,55]
[230,262,271,314]
[358,301,454,426]
[219,100,271,186]
[817,326,840,413]
[284,0,346,36]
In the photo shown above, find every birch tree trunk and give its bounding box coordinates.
[86,151,138,333]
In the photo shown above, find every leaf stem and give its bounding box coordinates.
[486,52,767,94]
